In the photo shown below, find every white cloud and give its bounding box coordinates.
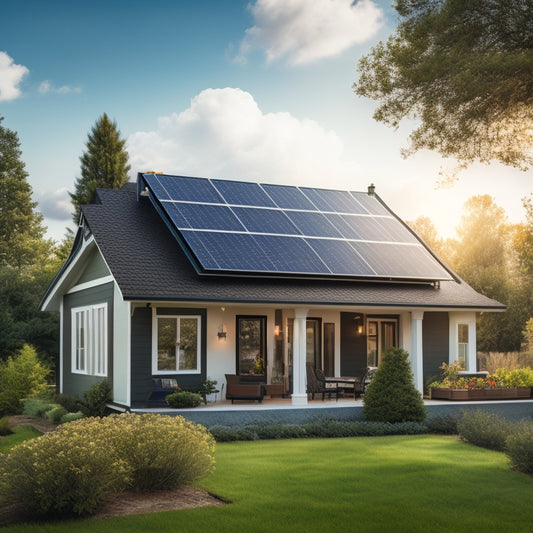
[35,187,72,221]
[237,0,383,65]
[39,79,81,94]
[127,87,356,186]
[0,51,29,101]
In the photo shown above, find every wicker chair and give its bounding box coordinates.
[306,364,340,401]
[225,374,264,403]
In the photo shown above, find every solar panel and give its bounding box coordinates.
[212,179,276,207]
[261,184,317,210]
[140,173,454,281]
[300,187,368,214]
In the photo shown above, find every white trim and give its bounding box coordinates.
[126,301,132,406]
[67,275,114,295]
[59,300,64,393]
[71,302,108,376]
[152,310,202,375]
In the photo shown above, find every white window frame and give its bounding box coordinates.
[71,303,108,376]
[457,323,469,365]
[152,314,202,375]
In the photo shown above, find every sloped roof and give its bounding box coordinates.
[64,183,504,311]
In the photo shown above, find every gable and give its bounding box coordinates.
[76,245,111,285]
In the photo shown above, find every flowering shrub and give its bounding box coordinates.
[0,413,215,517]
[0,421,131,517]
[100,413,215,491]
[429,362,533,390]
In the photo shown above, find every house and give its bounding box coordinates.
[40,173,504,408]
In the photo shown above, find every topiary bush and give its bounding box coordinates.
[363,347,426,423]
[505,420,533,474]
[80,380,112,417]
[166,390,203,408]
[457,409,513,451]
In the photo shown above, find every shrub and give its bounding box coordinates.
[45,406,68,425]
[0,413,215,517]
[22,398,57,418]
[363,347,426,423]
[424,415,458,435]
[53,393,82,413]
[80,380,112,417]
[505,420,533,474]
[89,413,216,491]
[60,411,85,424]
[0,421,131,517]
[209,426,255,442]
[0,416,13,436]
[166,390,203,408]
[457,409,513,451]
[0,344,50,416]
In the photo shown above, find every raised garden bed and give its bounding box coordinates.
[430,387,531,401]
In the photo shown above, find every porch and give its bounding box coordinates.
[130,396,533,429]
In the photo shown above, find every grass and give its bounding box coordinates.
[2,435,533,532]
[0,426,42,453]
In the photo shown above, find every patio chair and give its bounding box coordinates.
[306,364,340,401]
[145,378,179,406]
[225,374,264,403]
[315,368,363,398]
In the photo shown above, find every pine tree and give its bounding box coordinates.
[0,116,47,268]
[70,113,130,224]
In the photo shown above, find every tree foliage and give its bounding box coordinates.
[0,116,61,363]
[70,113,130,224]
[354,0,533,170]
[0,117,48,268]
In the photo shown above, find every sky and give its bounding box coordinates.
[1,0,531,243]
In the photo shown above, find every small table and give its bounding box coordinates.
[324,377,362,397]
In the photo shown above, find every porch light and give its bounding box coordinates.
[274,325,281,336]
[218,307,227,340]
[357,324,364,335]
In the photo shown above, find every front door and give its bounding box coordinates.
[306,318,321,368]
[366,318,398,367]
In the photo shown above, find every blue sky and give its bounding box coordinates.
[1,0,530,242]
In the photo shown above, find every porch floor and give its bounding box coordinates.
[130,396,533,429]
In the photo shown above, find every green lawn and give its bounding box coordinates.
[0,426,41,453]
[2,435,533,532]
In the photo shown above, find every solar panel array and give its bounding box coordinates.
[140,173,453,281]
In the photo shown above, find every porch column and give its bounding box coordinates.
[411,311,424,394]
[291,308,309,406]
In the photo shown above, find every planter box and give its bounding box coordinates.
[430,387,531,401]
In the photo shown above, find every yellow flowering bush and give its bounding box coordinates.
[99,413,216,491]
[0,413,215,517]
[0,420,131,517]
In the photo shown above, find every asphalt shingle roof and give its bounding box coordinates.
[80,185,504,310]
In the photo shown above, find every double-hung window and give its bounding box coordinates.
[155,315,201,374]
[71,303,108,376]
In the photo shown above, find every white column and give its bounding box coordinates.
[291,308,309,405]
[411,310,424,394]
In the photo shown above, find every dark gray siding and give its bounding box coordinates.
[62,282,114,398]
[77,246,110,284]
[340,312,367,376]
[423,311,449,380]
[130,306,207,407]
